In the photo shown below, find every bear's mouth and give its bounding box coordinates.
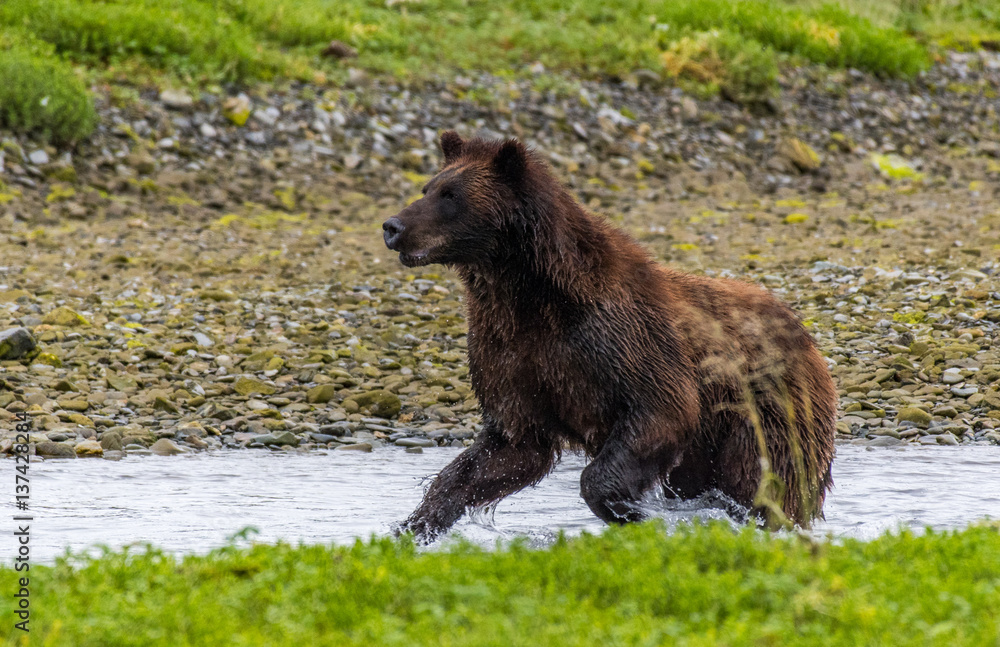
[399,250,431,267]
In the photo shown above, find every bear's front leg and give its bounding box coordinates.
[580,432,682,525]
[398,421,556,543]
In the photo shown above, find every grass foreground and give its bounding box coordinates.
[4,0,1000,143]
[2,522,999,646]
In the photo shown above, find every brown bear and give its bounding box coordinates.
[383,131,837,542]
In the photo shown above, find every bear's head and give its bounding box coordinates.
[382,131,531,267]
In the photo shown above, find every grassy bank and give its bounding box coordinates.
[0,0,975,144]
[1,522,998,646]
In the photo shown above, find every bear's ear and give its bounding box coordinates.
[493,139,527,186]
[440,131,465,165]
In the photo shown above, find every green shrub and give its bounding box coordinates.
[2,522,998,646]
[0,46,96,145]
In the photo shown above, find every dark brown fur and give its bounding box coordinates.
[383,132,837,541]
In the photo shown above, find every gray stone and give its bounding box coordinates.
[867,436,905,447]
[28,150,49,165]
[0,327,36,360]
[395,437,435,448]
[150,438,186,455]
[335,442,373,452]
[35,441,76,458]
[160,89,194,109]
[259,431,299,447]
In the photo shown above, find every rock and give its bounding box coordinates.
[234,377,277,396]
[896,407,932,426]
[874,368,897,384]
[255,431,299,447]
[74,439,104,457]
[199,289,236,302]
[127,150,157,175]
[335,442,373,452]
[0,289,31,303]
[192,332,214,347]
[867,436,905,447]
[321,40,358,59]
[936,433,960,446]
[950,269,988,282]
[42,306,88,327]
[54,379,78,392]
[28,150,49,166]
[309,433,340,443]
[777,138,821,172]
[107,373,139,391]
[941,369,964,385]
[150,438,186,456]
[933,406,959,418]
[680,97,698,120]
[306,384,338,404]
[0,327,36,360]
[344,390,401,419]
[223,95,252,126]
[100,431,123,451]
[395,437,435,448]
[153,396,180,413]
[35,441,75,459]
[160,89,194,109]
[951,386,978,398]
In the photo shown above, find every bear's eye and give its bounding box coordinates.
[439,188,456,201]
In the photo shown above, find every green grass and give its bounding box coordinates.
[0,1,934,91]
[2,521,999,646]
[0,1,996,143]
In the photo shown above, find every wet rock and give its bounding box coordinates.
[74,439,104,457]
[867,436,905,447]
[255,431,299,447]
[343,390,401,419]
[0,327,36,360]
[150,438,186,455]
[336,442,373,451]
[100,431,123,451]
[35,442,75,459]
[896,407,932,426]
[395,437,435,448]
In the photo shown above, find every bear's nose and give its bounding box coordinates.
[382,217,405,249]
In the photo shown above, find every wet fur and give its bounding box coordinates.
[386,133,837,541]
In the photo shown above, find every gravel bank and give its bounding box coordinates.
[2,53,1000,458]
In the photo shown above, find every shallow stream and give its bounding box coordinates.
[12,445,1000,562]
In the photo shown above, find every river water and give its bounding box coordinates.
[11,445,1000,562]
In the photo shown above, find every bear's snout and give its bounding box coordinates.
[382,217,405,250]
